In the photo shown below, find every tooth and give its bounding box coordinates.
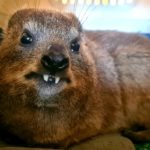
[43,74,49,82]
[55,77,60,84]
[49,78,53,82]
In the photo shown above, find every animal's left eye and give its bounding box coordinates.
[70,40,80,53]
[20,30,33,46]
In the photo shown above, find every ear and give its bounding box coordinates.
[0,27,3,44]
[65,12,82,32]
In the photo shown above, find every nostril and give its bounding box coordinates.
[41,55,53,69]
[57,58,69,70]
[41,55,69,72]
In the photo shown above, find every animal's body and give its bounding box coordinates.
[0,8,150,148]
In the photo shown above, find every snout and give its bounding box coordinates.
[25,43,71,99]
[41,44,69,74]
[41,55,69,74]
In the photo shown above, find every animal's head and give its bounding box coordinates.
[0,9,97,146]
[0,9,91,101]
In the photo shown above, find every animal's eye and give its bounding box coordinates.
[70,40,80,53]
[0,28,3,44]
[20,30,33,46]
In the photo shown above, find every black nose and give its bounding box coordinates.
[41,54,69,73]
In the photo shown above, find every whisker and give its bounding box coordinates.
[77,1,86,20]
[73,0,78,15]
[79,2,95,23]
[80,4,98,25]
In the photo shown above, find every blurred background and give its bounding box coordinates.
[57,0,150,35]
[0,0,150,35]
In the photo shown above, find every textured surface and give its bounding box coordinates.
[0,134,135,150]
[67,134,135,150]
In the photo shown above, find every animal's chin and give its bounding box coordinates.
[25,72,71,101]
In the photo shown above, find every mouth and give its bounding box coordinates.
[25,71,71,100]
[43,74,60,84]
[25,72,70,86]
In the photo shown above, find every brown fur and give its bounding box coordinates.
[0,8,150,148]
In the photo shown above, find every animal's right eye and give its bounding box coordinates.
[70,39,80,53]
[20,30,33,46]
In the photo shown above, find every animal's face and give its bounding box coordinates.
[0,9,86,103]
[0,9,94,146]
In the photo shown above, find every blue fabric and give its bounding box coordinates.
[142,33,150,39]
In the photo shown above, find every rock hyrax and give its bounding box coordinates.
[0,8,150,148]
